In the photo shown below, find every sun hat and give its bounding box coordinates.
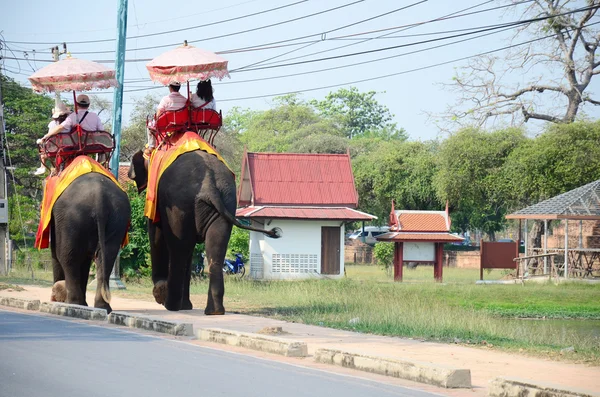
[51,101,70,118]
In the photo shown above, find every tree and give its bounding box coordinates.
[353,140,441,222]
[444,0,600,128]
[434,127,526,239]
[234,94,344,153]
[89,94,112,130]
[120,94,159,161]
[311,87,407,139]
[1,75,53,196]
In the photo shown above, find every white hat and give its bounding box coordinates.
[52,101,70,118]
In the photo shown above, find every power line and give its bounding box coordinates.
[65,1,367,55]
[230,0,429,72]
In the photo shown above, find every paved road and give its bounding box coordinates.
[0,310,442,397]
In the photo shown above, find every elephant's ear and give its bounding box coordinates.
[129,150,148,193]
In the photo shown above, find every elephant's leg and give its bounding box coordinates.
[78,256,93,302]
[50,221,65,283]
[149,222,169,305]
[204,218,232,315]
[163,242,195,312]
[181,250,194,310]
[94,243,119,313]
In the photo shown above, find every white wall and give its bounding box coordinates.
[403,242,435,261]
[248,219,345,280]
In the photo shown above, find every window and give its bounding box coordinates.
[272,254,318,274]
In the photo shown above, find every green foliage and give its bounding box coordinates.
[373,242,394,270]
[434,127,526,238]
[502,121,600,208]
[227,227,249,259]
[1,75,53,195]
[119,184,150,278]
[353,140,441,221]
[120,94,160,160]
[7,188,39,245]
[311,87,406,140]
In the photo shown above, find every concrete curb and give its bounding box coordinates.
[0,297,41,311]
[197,328,308,357]
[489,377,600,397]
[39,302,107,321]
[108,312,193,336]
[314,348,471,389]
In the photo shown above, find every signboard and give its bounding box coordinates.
[403,242,435,262]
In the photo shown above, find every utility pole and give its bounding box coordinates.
[0,60,9,275]
[110,0,129,289]
[51,43,67,105]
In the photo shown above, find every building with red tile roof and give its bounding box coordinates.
[236,151,376,280]
[377,202,463,282]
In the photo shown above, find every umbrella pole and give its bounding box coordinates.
[72,90,78,114]
[72,90,82,151]
[187,81,191,130]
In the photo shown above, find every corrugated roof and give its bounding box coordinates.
[239,152,359,207]
[507,179,600,220]
[377,232,463,242]
[394,210,449,232]
[236,206,376,221]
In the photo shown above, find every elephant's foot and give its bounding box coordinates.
[51,281,67,302]
[164,297,182,311]
[204,301,225,315]
[95,302,113,314]
[181,298,193,310]
[153,280,168,305]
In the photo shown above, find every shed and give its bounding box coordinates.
[236,151,376,280]
[376,202,463,282]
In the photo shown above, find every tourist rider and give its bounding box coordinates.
[146,82,188,155]
[34,101,71,176]
[190,79,216,110]
[41,94,103,141]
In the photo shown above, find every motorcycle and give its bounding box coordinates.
[223,253,246,278]
[191,252,206,282]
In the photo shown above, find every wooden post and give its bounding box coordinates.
[543,219,548,274]
[393,242,403,282]
[480,238,484,281]
[564,219,569,279]
[434,242,444,282]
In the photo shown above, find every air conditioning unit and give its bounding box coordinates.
[0,199,8,224]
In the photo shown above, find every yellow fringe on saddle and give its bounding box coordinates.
[35,156,128,249]
[144,132,231,222]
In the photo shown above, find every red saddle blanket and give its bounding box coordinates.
[144,131,231,222]
[34,156,129,249]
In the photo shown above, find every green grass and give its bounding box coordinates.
[3,264,600,364]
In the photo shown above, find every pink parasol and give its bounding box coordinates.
[28,56,117,93]
[146,42,229,85]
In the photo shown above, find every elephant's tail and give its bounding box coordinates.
[96,219,112,304]
[205,191,282,239]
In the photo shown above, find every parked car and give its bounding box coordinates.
[348,226,390,245]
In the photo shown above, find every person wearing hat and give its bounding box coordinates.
[146,82,188,153]
[42,94,104,142]
[34,101,71,175]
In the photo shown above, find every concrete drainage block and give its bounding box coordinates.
[39,302,107,321]
[489,377,600,397]
[0,297,41,311]
[314,348,472,389]
[108,312,193,336]
[197,328,308,357]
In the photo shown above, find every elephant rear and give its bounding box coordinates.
[51,172,131,312]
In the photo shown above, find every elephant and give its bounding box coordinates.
[128,149,280,314]
[49,172,131,314]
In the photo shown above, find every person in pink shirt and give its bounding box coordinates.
[146,82,188,152]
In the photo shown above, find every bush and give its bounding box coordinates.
[119,184,151,279]
[373,242,394,270]
[227,227,249,259]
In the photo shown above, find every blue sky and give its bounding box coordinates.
[2,0,599,140]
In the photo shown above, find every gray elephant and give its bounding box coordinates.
[128,149,280,314]
[49,172,131,314]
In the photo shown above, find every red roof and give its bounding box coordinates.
[377,232,463,242]
[238,152,359,207]
[392,210,450,232]
[118,164,131,187]
[236,206,375,221]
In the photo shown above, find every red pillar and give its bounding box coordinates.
[393,242,403,282]
[434,242,444,282]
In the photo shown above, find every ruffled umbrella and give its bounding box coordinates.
[146,41,229,86]
[29,56,117,93]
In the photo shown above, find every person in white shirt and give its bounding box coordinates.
[34,102,70,176]
[156,82,188,116]
[146,82,188,151]
[190,79,216,110]
[42,94,104,141]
